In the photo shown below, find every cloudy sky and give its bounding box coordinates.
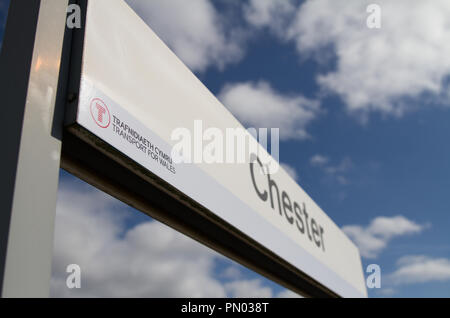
[2,0,450,298]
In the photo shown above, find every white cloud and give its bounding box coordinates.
[225,279,273,298]
[281,163,299,181]
[123,1,450,118]
[287,0,450,116]
[368,216,425,239]
[244,0,296,36]
[342,216,426,258]
[388,255,450,285]
[277,290,302,298]
[324,157,353,176]
[51,178,295,297]
[310,154,329,167]
[376,288,397,297]
[220,266,242,280]
[342,226,386,259]
[310,155,352,185]
[51,182,225,297]
[125,0,244,72]
[225,279,303,298]
[219,81,320,140]
[225,280,302,298]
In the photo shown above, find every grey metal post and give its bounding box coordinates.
[0,0,69,297]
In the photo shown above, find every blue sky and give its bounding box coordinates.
[2,0,450,298]
[0,0,8,50]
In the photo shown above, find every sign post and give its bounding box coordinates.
[63,0,366,298]
[0,0,367,298]
[0,0,68,297]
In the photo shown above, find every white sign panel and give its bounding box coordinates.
[73,0,367,297]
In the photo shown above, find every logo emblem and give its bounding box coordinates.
[90,98,110,128]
